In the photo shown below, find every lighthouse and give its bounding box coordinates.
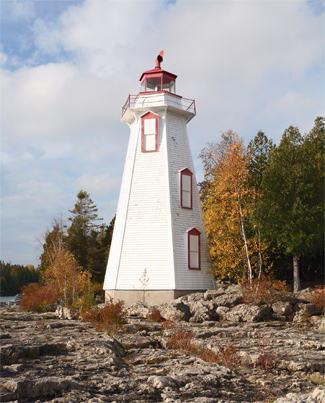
[103,52,215,305]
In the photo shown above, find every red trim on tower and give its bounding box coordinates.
[188,228,201,270]
[180,168,193,209]
[139,68,177,83]
[141,112,158,152]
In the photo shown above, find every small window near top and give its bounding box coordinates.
[141,112,158,152]
[180,168,193,209]
[188,228,201,270]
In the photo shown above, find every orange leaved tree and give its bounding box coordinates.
[200,131,267,283]
[44,249,88,306]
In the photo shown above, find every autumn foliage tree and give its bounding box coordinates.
[200,131,265,283]
[43,249,88,306]
[39,215,67,273]
[201,118,324,289]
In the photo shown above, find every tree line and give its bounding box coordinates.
[2,118,323,297]
[0,262,39,295]
[199,117,324,291]
[40,190,115,285]
[2,191,115,297]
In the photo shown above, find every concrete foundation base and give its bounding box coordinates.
[105,289,208,306]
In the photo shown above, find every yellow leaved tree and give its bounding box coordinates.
[44,249,88,306]
[200,131,270,284]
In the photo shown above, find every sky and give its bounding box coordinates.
[0,0,324,268]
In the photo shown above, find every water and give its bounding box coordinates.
[0,296,16,304]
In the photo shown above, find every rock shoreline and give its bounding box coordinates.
[1,284,324,402]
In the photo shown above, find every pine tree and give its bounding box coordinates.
[261,119,325,291]
[247,131,275,277]
[67,190,105,281]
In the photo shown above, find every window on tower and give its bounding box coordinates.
[141,112,158,152]
[188,228,201,270]
[180,168,193,209]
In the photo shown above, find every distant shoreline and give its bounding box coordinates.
[0,295,16,304]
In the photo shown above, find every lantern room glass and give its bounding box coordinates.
[163,79,175,93]
[141,76,175,93]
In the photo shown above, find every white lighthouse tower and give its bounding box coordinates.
[104,52,215,305]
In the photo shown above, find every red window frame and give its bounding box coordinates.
[180,168,193,209]
[188,228,201,270]
[141,112,158,152]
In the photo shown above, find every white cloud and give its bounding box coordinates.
[0,51,7,65]
[0,0,324,266]
[2,0,321,144]
[32,0,161,77]
[33,18,62,55]
[73,173,121,197]
[4,0,35,21]
[1,62,122,140]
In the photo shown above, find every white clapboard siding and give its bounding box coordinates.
[104,91,215,295]
[166,111,213,290]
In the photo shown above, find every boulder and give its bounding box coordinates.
[159,300,191,322]
[188,300,219,323]
[272,301,293,320]
[184,292,205,303]
[2,377,80,400]
[272,386,325,403]
[293,288,313,302]
[297,302,320,315]
[312,387,325,402]
[55,306,79,320]
[125,303,151,318]
[293,303,320,321]
[317,317,325,331]
[148,375,178,389]
[216,306,230,317]
[203,289,226,300]
[226,304,271,322]
[213,291,243,308]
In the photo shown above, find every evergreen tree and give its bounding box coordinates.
[301,117,325,256]
[102,216,116,262]
[0,261,39,294]
[261,119,325,291]
[67,190,104,281]
[247,131,275,277]
[39,191,114,285]
[247,131,275,192]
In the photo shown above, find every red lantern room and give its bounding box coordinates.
[122,51,196,119]
[139,51,177,93]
